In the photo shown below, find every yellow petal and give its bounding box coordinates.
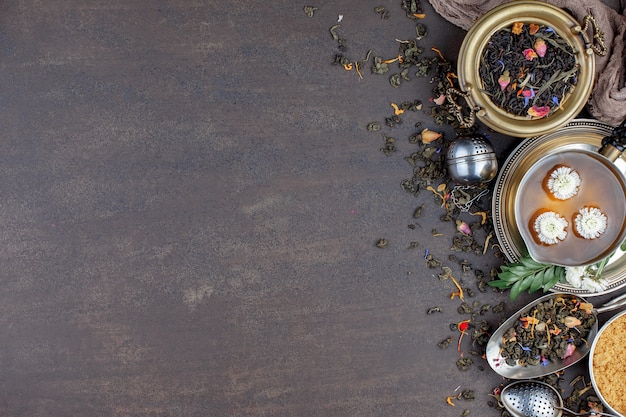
[391,103,404,116]
[421,128,442,144]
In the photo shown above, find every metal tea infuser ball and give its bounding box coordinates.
[446,134,498,185]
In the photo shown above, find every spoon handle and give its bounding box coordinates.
[554,403,620,417]
[596,291,626,314]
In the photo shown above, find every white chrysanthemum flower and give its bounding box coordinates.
[534,211,568,245]
[547,166,581,200]
[565,264,609,292]
[565,266,587,288]
[574,207,607,239]
[581,277,607,293]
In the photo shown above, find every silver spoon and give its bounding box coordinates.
[486,292,626,379]
[501,380,619,417]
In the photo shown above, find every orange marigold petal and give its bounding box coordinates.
[529,23,540,35]
[512,22,524,35]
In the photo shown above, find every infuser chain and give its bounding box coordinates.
[601,119,626,153]
[446,88,478,129]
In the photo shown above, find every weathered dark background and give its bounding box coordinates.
[0,1,621,416]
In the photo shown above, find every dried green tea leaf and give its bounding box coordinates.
[367,122,381,132]
[303,6,318,17]
[389,73,402,88]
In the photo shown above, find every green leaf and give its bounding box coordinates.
[542,266,564,291]
[490,255,566,300]
[496,270,518,282]
[528,268,545,293]
[519,256,543,269]
[488,280,514,289]
[509,279,525,300]
[506,265,533,276]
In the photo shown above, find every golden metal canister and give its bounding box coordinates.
[457,0,595,137]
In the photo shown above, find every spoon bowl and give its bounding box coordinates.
[501,380,563,417]
[486,293,626,379]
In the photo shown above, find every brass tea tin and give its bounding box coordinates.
[457,1,595,137]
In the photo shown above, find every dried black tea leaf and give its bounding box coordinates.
[479,22,579,118]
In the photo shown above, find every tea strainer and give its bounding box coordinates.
[501,380,619,417]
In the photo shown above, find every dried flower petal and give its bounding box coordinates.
[563,316,582,328]
[579,302,594,314]
[534,38,547,57]
[421,128,442,144]
[528,105,550,118]
[529,23,540,35]
[456,220,471,235]
[561,343,576,359]
[512,22,524,35]
[519,315,539,330]
[498,70,510,90]
[391,102,404,116]
[523,48,538,61]
[433,94,446,105]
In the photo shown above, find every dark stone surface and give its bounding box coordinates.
[0,1,621,416]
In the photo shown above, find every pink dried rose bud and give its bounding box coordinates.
[456,220,471,235]
[523,48,538,61]
[498,70,510,90]
[534,38,547,57]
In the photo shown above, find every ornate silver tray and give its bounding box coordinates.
[493,119,626,296]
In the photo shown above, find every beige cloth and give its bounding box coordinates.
[429,0,626,126]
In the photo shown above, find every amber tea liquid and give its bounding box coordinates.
[516,150,626,266]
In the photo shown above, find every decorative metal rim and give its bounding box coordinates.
[492,119,626,296]
[457,0,595,137]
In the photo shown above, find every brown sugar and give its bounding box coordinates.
[592,313,626,415]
